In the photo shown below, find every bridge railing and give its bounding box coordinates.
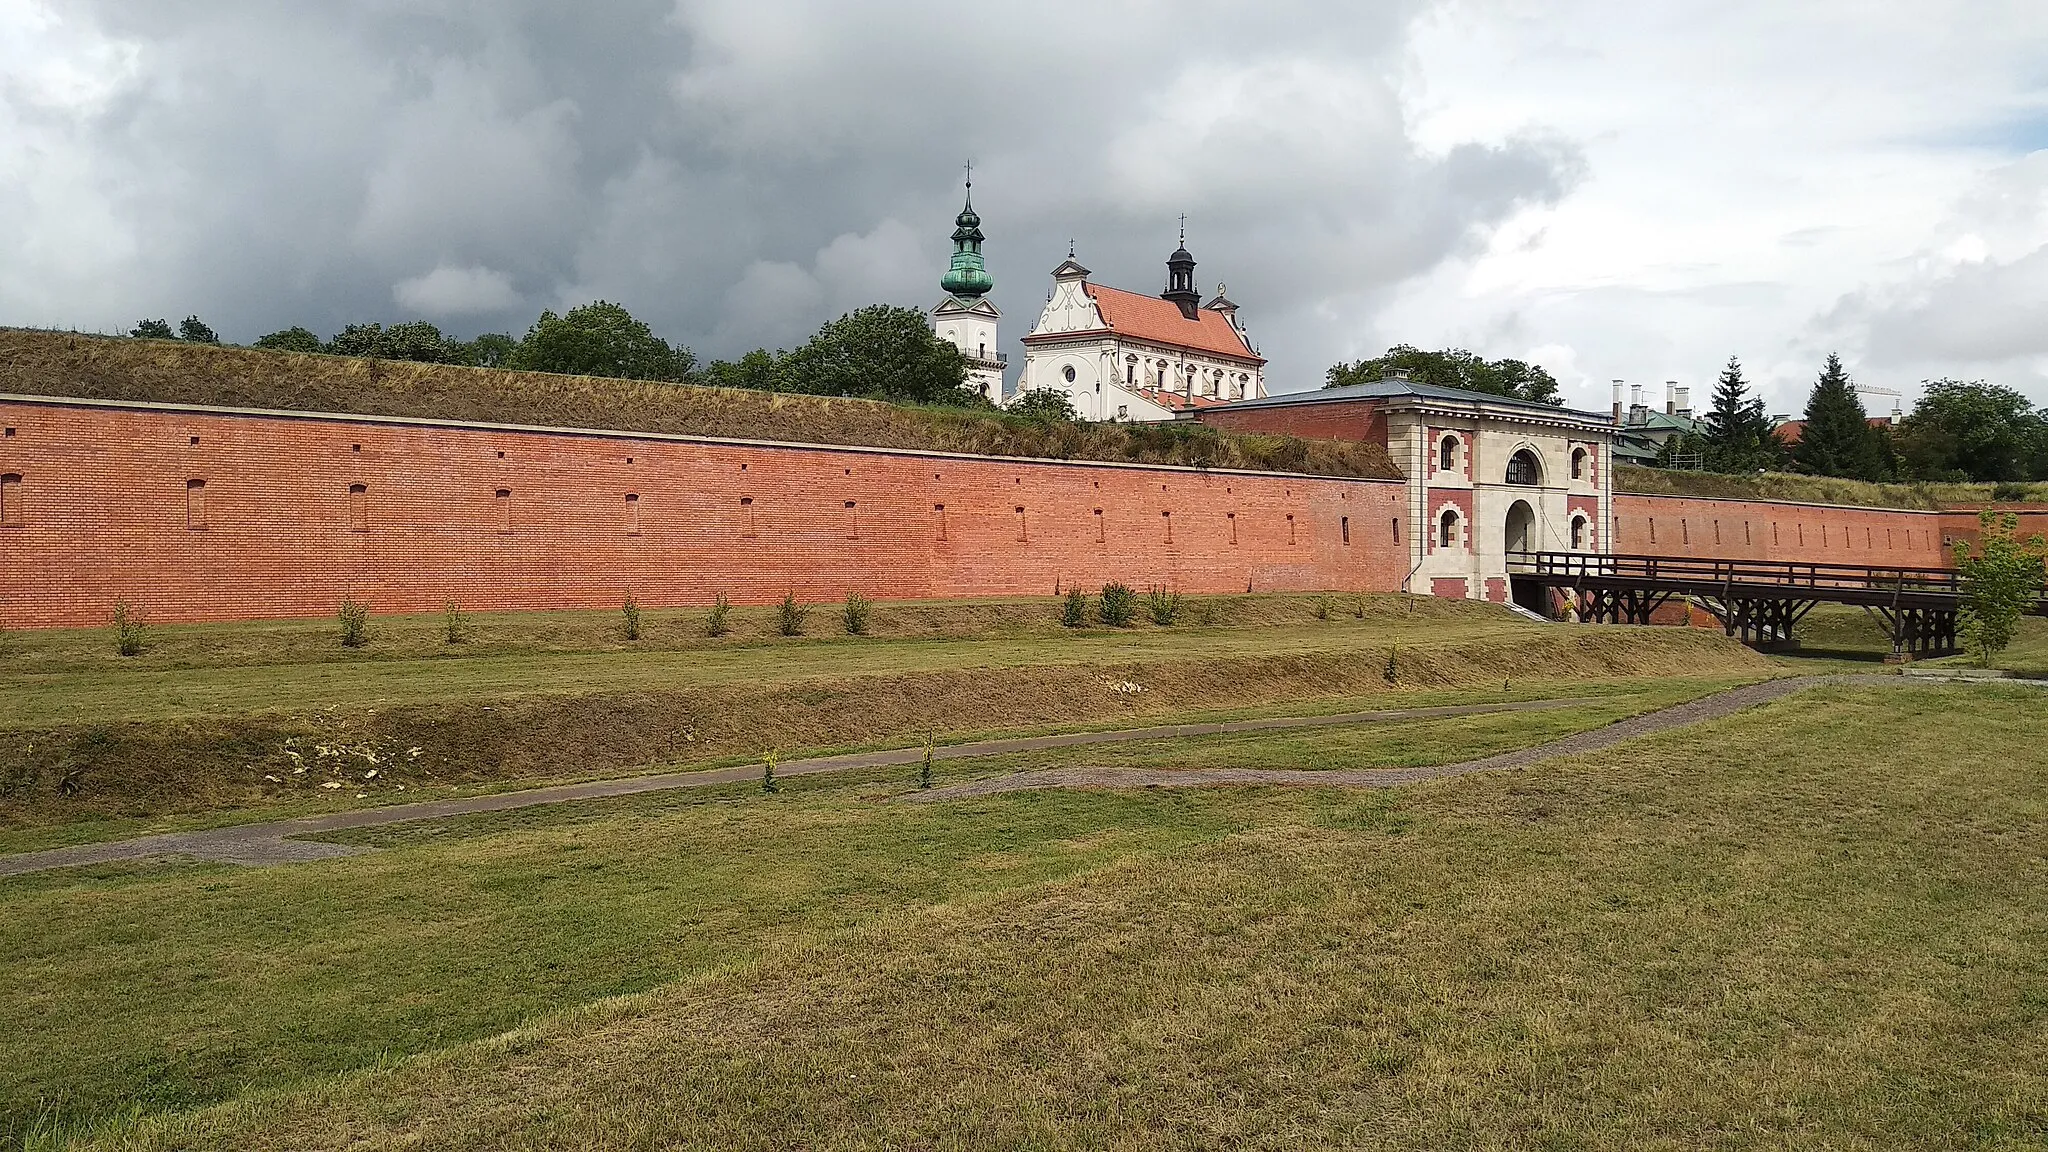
[1505,551,1967,595]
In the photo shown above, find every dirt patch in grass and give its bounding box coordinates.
[0,627,1765,830]
[0,329,1401,479]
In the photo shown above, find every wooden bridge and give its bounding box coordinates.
[1507,551,2047,661]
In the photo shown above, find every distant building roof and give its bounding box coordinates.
[1129,387,1234,413]
[1772,416,1895,446]
[1024,283,1262,363]
[1222,377,1612,424]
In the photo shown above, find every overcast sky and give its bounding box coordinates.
[4,1,2047,416]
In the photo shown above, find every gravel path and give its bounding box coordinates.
[0,696,1597,878]
[906,674,1911,802]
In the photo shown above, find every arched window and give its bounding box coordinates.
[1570,515,1587,550]
[1439,509,1459,549]
[1571,447,1587,481]
[1506,449,1541,486]
[1438,435,1458,472]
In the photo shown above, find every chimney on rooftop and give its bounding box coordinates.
[1665,381,1677,416]
[1612,379,1624,425]
[1675,386,1691,419]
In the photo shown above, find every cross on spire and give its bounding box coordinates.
[1178,214,1187,244]
[963,159,973,190]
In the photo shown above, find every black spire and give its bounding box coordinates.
[1162,216,1199,320]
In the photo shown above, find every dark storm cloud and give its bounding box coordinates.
[1,0,1582,389]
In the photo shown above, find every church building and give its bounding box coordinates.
[928,178,1006,401]
[1015,233,1267,420]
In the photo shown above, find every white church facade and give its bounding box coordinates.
[1015,239,1266,421]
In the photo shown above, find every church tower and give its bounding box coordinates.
[1162,220,1200,320]
[929,170,1005,401]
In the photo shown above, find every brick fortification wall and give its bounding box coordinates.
[1613,494,1950,567]
[0,398,1409,628]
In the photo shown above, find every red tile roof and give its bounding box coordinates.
[1772,417,1896,445]
[1129,387,1237,413]
[1041,283,1262,363]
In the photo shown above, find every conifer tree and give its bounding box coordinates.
[1792,353,1885,480]
[1700,356,1777,473]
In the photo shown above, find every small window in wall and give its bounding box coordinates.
[1571,447,1587,480]
[1287,513,1297,545]
[741,496,756,538]
[1438,435,1458,472]
[844,500,859,540]
[1162,510,1173,544]
[1094,508,1105,543]
[1866,527,1873,549]
[625,493,641,535]
[1773,522,1780,545]
[1341,516,1350,544]
[1649,517,1657,544]
[348,484,368,533]
[495,488,511,532]
[1227,511,1238,544]
[1392,517,1401,544]
[1015,505,1028,542]
[1713,519,1721,545]
[1681,519,1690,545]
[0,473,20,527]
[934,503,947,541]
[1439,509,1458,549]
[186,479,207,531]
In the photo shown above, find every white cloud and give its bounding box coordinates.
[392,264,521,316]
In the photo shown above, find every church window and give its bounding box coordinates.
[1063,365,1076,383]
[979,342,986,358]
[1439,509,1459,549]
[349,484,368,533]
[0,474,18,527]
[1506,449,1541,486]
[186,479,207,531]
[1125,362,1134,386]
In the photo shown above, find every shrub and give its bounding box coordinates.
[1314,596,1332,621]
[621,595,642,641]
[918,734,936,790]
[1098,582,1137,628]
[777,593,809,636]
[1145,585,1182,626]
[1061,586,1087,628]
[112,600,145,657]
[1384,645,1399,684]
[1353,596,1366,619]
[843,591,872,636]
[1954,510,2048,667]
[1992,481,2030,503]
[762,749,780,794]
[704,593,732,637]
[442,600,469,644]
[338,597,369,648]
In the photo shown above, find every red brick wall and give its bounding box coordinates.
[1614,494,1948,566]
[0,399,1411,628]
[1199,399,1389,445]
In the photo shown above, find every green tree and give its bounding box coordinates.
[254,326,323,354]
[381,321,458,363]
[1953,510,2047,667]
[698,349,784,391]
[1791,353,1887,480]
[177,316,220,344]
[130,319,175,340]
[777,304,973,405]
[1325,345,1562,405]
[1896,379,2044,482]
[327,322,390,359]
[1700,356,1779,472]
[508,301,694,381]
[1009,388,1080,423]
[458,333,517,369]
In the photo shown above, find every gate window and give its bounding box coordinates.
[1506,449,1541,486]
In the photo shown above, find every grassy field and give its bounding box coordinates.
[4,679,2042,1149]
[0,329,1400,479]
[0,595,1770,840]
[1796,603,2048,675]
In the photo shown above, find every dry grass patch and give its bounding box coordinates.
[0,329,1400,478]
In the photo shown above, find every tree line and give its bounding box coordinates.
[1662,353,2048,485]
[130,301,989,408]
